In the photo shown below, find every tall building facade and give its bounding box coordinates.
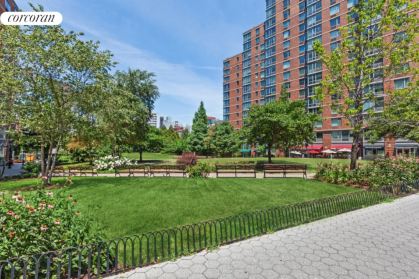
[0,0,19,162]
[223,0,417,159]
[147,112,160,128]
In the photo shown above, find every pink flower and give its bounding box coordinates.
[54,219,60,225]
[76,211,81,216]
[47,191,53,196]
[10,232,15,238]
[7,210,13,216]
[73,200,78,205]
[16,196,25,203]
[40,225,48,231]
[69,195,73,200]
[42,176,47,179]
[12,193,19,199]
[29,206,36,213]
[14,214,20,219]
[48,203,54,209]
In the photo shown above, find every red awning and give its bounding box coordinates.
[307,150,322,154]
[307,145,323,150]
[331,145,352,149]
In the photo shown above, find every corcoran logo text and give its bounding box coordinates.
[1,12,63,25]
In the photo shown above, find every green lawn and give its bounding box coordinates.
[123,152,175,162]
[39,177,360,239]
[200,157,370,173]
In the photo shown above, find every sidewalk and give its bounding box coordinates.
[1,163,26,178]
[110,194,419,279]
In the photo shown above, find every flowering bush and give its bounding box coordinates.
[94,155,131,170]
[177,153,198,167]
[315,156,419,188]
[186,162,212,178]
[0,188,110,275]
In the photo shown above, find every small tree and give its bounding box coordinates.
[188,102,209,155]
[206,122,241,157]
[242,98,322,163]
[313,0,419,169]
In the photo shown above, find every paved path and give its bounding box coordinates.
[1,163,26,178]
[110,194,419,279]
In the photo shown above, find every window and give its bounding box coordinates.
[394,78,409,90]
[331,41,341,51]
[243,94,251,101]
[308,25,321,39]
[283,61,291,69]
[330,17,341,28]
[265,65,276,76]
[316,122,323,128]
[223,100,230,107]
[284,71,291,80]
[243,59,251,68]
[265,27,276,38]
[299,1,306,11]
[265,36,276,47]
[256,37,260,44]
[237,65,240,69]
[283,0,290,8]
[283,30,290,39]
[284,82,291,89]
[243,41,251,51]
[237,57,240,62]
[283,20,290,28]
[300,55,307,64]
[266,6,276,18]
[308,61,322,74]
[243,85,251,93]
[237,89,240,94]
[299,34,307,43]
[261,81,266,87]
[243,67,251,76]
[308,73,322,85]
[331,118,342,127]
[299,23,307,32]
[299,78,307,86]
[300,89,306,97]
[394,31,407,42]
[256,82,259,88]
[299,67,306,76]
[256,73,259,78]
[330,4,340,15]
[256,100,259,105]
[243,50,251,59]
[5,0,11,11]
[266,86,276,96]
[266,56,276,67]
[223,108,229,114]
[223,77,230,82]
[308,36,322,51]
[256,55,259,61]
[243,76,251,85]
[255,64,259,69]
[266,46,276,57]
[307,2,321,16]
[299,45,307,53]
[236,105,240,109]
[299,12,307,21]
[347,0,359,8]
[223,92,229,100]
[256,28,260,35]
[223,61,230,68]
[223,84,230,92]
[283,9,290,19]
[284,50,290,59]
[307,50,320,62]
[223,69,230,75]
[308,13,322,27]
[265,17,276,29]
[330,30,340,39]
[283,40,290,48]
[243,32,251,43]
[237,73,239,77]
[266,76,276,86]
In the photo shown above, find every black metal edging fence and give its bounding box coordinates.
[1,180,419,279]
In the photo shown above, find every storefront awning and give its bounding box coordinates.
[307,145,323,150]
[242,149,251,153]
[331,145,353,149]
[307,150,322,154]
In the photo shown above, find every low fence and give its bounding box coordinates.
[1,180,418,279]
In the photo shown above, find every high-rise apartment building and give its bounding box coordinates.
[223,0,418,159]
[1,0,18,13]
[147,112,160,128]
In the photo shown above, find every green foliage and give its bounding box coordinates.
[242,98,322,163]
[312,0,419,169]
[315,156,419,188]
[165,126,180,142]
[22,162,41,174]
[0,188,109,274]
[186,162,212,178]
[205,122,242,157]
[161,139,188,155]
[188,102,210,155]
[181,128,190,140]
[69,147,90,163]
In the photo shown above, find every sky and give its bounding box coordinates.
[18,0,265,125]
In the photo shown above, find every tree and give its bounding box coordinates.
[313,0,419,169]
[188,102,209,155]
[0,6,115,185]
[132,126,164,161]
[161,124,167,132]
[366,83,419,144]
[279,84,289,102]
[242,99,322,163]
[181,128,190,140]
[205,122,241,157]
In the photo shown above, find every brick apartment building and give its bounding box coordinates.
[223,0,418,160]
[0,0,19,162]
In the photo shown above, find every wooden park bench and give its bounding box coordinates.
[149,164,186,177]
[263,164,307,178]
[216,164,256,178]
[67,166,98,177]
[115,165,149,177]
[52,166,68,177]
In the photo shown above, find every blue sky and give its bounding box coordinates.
[18,0,265,125]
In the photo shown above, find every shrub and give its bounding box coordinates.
[94,155,131,170]
[314,156,419,188]
[177,153,198,167]
[22,162,41,174]
[186,162,212,178]
[0,188,110,275]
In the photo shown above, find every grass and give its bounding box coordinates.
[199,157,370,173]
[54,177,360,239]
[123,152,175,162]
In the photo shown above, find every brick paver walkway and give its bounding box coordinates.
[110,194,419,279]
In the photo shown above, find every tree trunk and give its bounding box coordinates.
[268,145,272,164]
[1,160,5,178]
[88,145,93,166]
[350,132,360,170]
